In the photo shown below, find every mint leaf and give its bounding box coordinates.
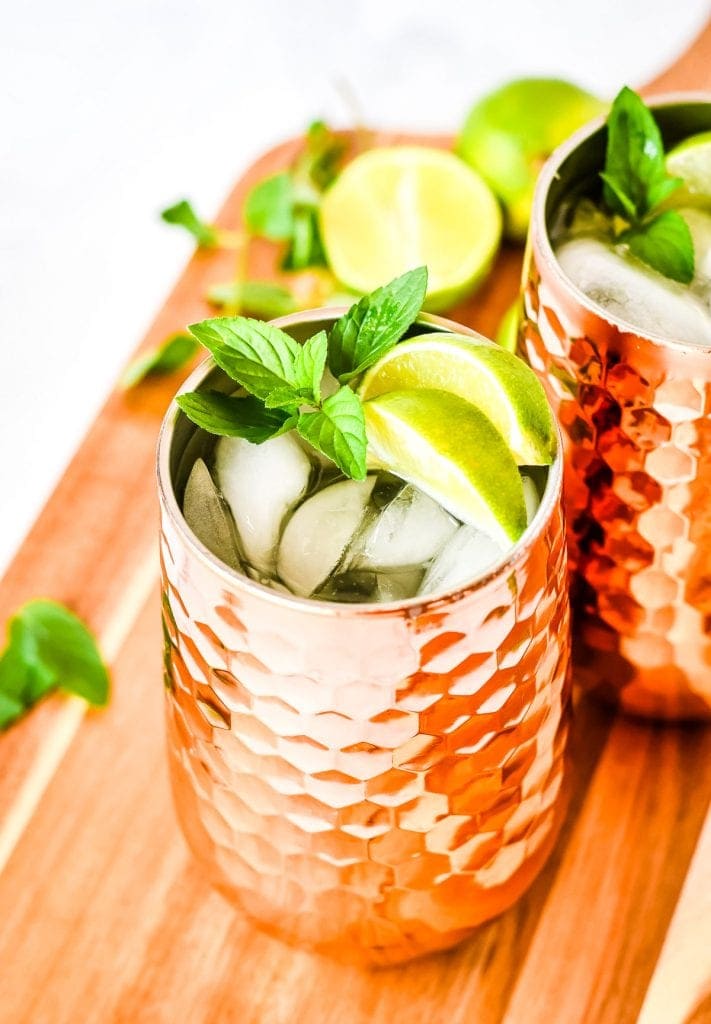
[263,386,303,411]
[297,387,367,479]
[294,331,328,404]
[328,267,428,381]
[0,600,109,729]
[161,199,218,247]
[177,391,296,441]
[302,121,345,191]
[188,317,299,400]
[207,280,297,319]
[244,173,295,240]
[620,210,695,284]
[283,207,326,270]
[120,334,198,390]
[601,87,677,221]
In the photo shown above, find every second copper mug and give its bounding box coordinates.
[523,94,711,720]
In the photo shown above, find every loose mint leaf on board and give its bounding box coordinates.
[601,86,678,221]
[327,267,428,382]
[161,199,218,247]
[244,173,295,240]
[282,207,326,270]
[206,280,298,319]
[297,387,367,479]
[620,210,695,284]
[177,391,296,441]
[0,600,109,729]
[120,334,198,390]
[188,317,300,400]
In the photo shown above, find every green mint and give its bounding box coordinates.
[244,120,344,271]
[328,266,428,381]
[120,333,198,390]
[244,173,295,240]
[293,330,328,403]
[0,600,109,730]
[297,387,367,481]
[178,268,426,479]
[176,392,296,441]
[600,87,693,283]
[207,280,298,319]
[161,199,219,248]
[188,318,300,401]
[620,210,695,284]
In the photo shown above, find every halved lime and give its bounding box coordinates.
[666,131,711,206]
[359,333,556,466]
[319,146,501,311]
[363,389,526,544]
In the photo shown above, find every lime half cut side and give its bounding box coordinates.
[666,131,711,206]
[319,146,502,312]
[359,333,556,466]
[363,388,527,545]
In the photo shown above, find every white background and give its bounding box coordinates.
[1,0,709,574]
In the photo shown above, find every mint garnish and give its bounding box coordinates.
[327,267,428,381]
[601,86,694,284]
[177,267,428,479]
[0,600,109,730]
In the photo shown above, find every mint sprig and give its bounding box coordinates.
[601,87,694,284]
[177,267,428,479]
[0,600,109,730]
[244,120,345,270]
[120,333,198,390]
[161,199,219,248]
[328,267,428,381]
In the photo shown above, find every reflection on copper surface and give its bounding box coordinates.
[523,247,711,721]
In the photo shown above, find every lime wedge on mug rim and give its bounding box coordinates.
[363,388,527,544]
[359,333,556,466]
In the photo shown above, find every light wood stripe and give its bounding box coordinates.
[0,549,158,875]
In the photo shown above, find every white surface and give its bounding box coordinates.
[1,0,709,575]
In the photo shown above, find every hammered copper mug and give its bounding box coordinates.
[157,308,571,965]
[522,94,711,720]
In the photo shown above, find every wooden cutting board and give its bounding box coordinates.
[2,20,711,1024]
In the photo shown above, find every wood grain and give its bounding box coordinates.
[2,20,711,1023]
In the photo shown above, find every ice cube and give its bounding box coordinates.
[556,236,711,347]
[351,482,458,570]
[680,207,711,304]
[215,432,312,576]
[317,566,424,603]
[277,477,377,597]
[419,525,504,598]
[522,473,541,526]
[183,458,242,570]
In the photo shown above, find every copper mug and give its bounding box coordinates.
[522,94,711,720]
[157,308,571,965]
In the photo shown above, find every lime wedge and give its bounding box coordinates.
[359,333,556,466]
[666,131,711,206]
[319,146,501,312]
[363,389,526,544]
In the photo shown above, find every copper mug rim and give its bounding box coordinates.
[156,307,564,619]
[532,90,711,356]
